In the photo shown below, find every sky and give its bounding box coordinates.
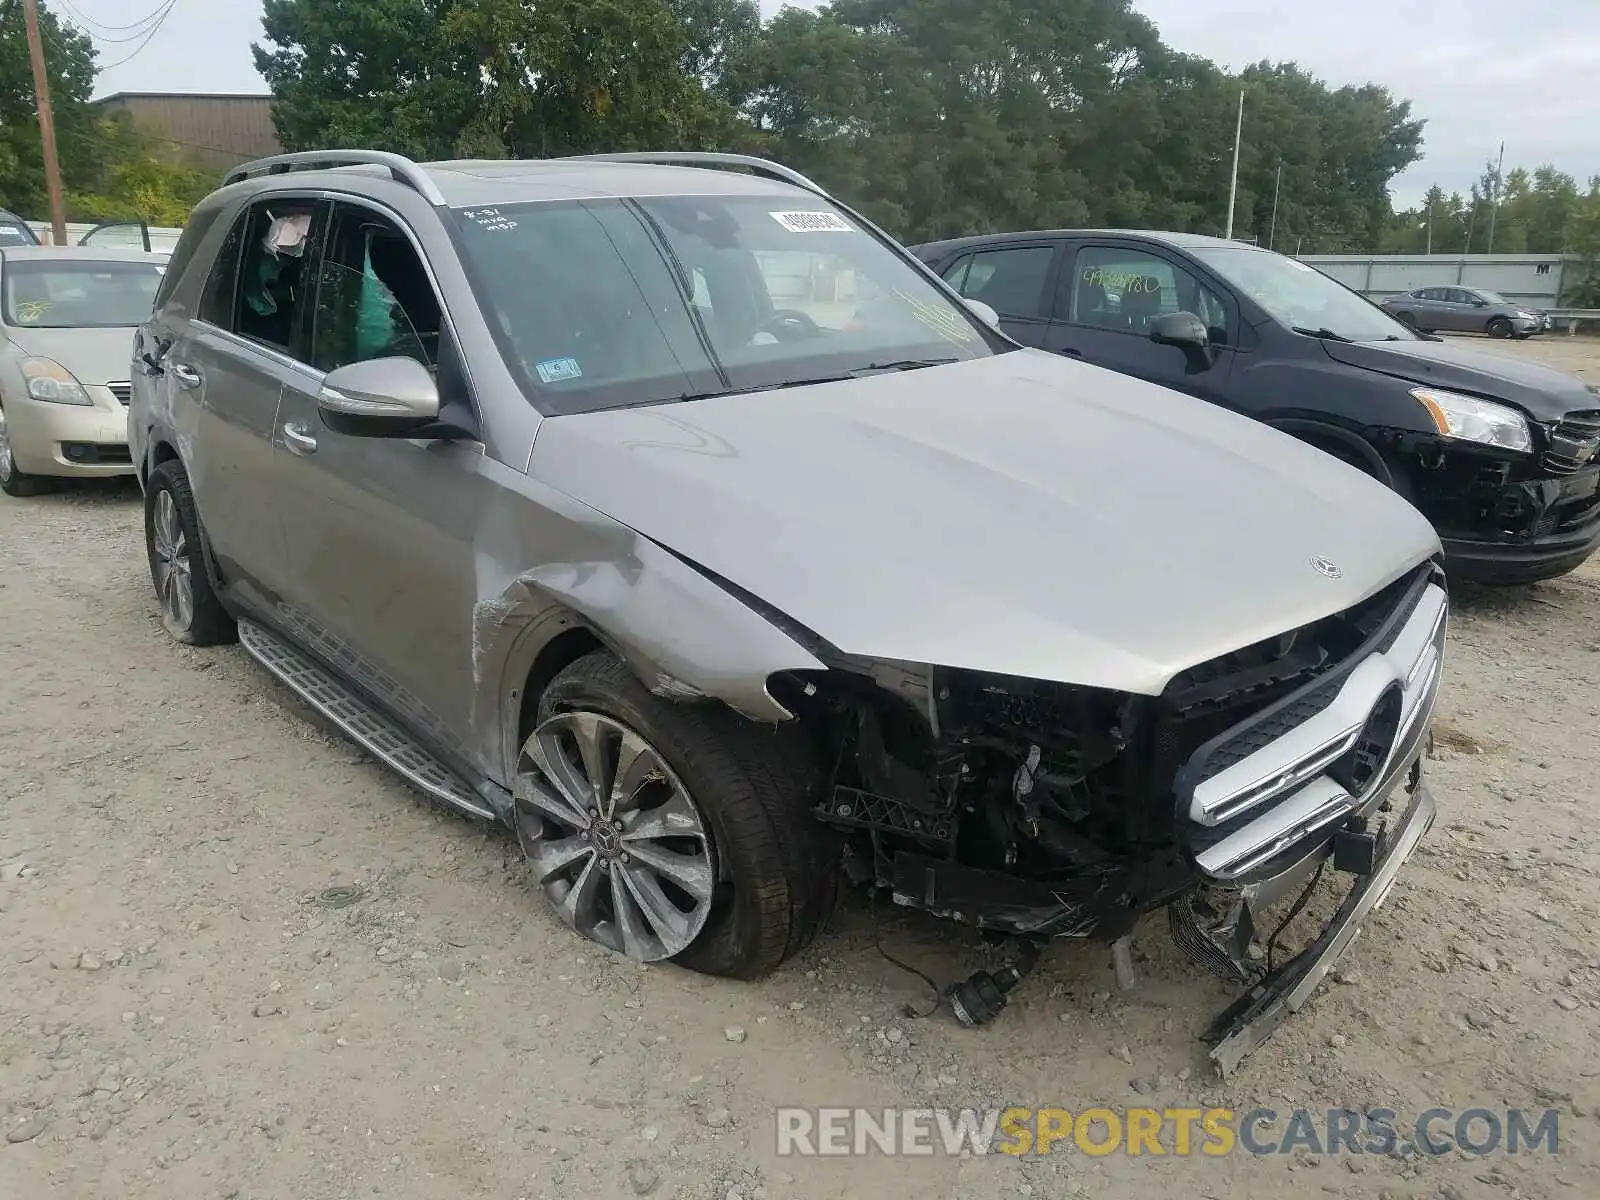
[77,0,1599,210]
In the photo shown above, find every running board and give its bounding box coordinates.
[236,618,496,822]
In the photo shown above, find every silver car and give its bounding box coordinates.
[130,151,1446,1071]
[1,247,168,496]
[1381,286,1545,338]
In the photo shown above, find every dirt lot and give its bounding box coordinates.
[3,337,1598,1200]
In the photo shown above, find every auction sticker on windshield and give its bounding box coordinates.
[535,357,583,384]
[770,211,853,233]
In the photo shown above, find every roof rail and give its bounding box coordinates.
[554,152,829,198]
[222,150,447,207]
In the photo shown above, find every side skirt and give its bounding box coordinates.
[237,617,507,825]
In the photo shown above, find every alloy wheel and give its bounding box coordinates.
[151,488,195,634]
[0,412,13,483]
[515,710,716,961]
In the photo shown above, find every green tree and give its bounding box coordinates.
[254,0,739,160]
[0,3,111,214]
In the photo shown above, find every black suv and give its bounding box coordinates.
[912,230,1600,584]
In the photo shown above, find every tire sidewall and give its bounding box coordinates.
[535,663,798,976]
[0,404,43,496]
[144,462,210,645]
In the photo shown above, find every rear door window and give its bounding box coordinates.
[946,245,1056,321]
[201,199,325,359]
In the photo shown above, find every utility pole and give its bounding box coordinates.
[1224,89,1244,240]
[1486,140,1505,254]
[1268,161,1282,251]
[21,0,69,247]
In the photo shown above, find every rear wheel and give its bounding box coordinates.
[0,405,49,497]
[515,650,836,979]
[143,460,236,646]
[1487,317,1513,339]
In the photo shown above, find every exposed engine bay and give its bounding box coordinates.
[767,562,1443,1052]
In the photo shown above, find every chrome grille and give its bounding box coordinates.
[1182,578,1447,882]
[107,382,132,406]
[1544,411,1600,474]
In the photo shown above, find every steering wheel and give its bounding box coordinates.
[755,308,821,342]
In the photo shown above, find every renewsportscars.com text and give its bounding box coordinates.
[774,1106,1560,1158]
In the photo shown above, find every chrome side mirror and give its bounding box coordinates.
[318,356,441,425]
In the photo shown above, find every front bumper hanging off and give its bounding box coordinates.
[1202,775,1437,1076]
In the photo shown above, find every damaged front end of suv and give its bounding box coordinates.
[773,561,1446,1074]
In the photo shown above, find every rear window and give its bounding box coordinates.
[2,259,167,328]
[153,207,220,310]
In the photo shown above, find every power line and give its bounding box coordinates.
[92,0,175,70]
[60,121,254,164]
[56,0,170,33]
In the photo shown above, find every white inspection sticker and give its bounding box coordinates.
[769,210,853,233]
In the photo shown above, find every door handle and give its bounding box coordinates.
[1058,346,1084,357]
[282,421,318,455]
[171,363,202,389]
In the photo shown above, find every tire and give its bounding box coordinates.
[518,650,837,979]
[1487,317,1513,339]
[143,460,236,646]
[0,404,50,497]
[1394,311,1418,331]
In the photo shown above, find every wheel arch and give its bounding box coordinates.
[476,532,828,786]
[1267,416,1396,487]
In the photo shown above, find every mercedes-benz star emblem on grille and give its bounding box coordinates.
[1309,556,1343,579]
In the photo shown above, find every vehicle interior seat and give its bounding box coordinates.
[1121,277,1163,332]
[1075,278,1123,329]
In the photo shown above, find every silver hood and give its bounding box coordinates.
[531,350,1440,695]
[3,325,137,386]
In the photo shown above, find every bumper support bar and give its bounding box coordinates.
[1203,778,1437,1076]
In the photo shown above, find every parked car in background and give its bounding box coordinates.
[911,229,1600,583]
[1379,286,1548,338]
[132,150,1444,1071]
[0,209,41,247]
[0,246,168,496]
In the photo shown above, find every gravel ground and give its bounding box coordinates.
[3,336,1598,1200]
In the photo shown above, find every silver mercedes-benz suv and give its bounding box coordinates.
[130,150,1445,1072]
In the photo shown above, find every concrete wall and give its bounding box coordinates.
[1297,253,1579,307]
[27,222,183,252]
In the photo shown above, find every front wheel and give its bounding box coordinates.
[514,650,836,979]
[1487,317,1513,339]
[0,405,49,497]
[143,460,236,645]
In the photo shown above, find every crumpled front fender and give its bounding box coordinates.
[469,507,826,784]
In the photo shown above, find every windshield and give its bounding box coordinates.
[2,258,165,328]
[1189,246,1416,343]
[451,194,996,413]
[1472,290,1509,304]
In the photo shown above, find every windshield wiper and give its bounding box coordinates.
[854,357,960,373]
[669,359,961,404]
[671,376,855,404]
[1290,326,1354,343]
